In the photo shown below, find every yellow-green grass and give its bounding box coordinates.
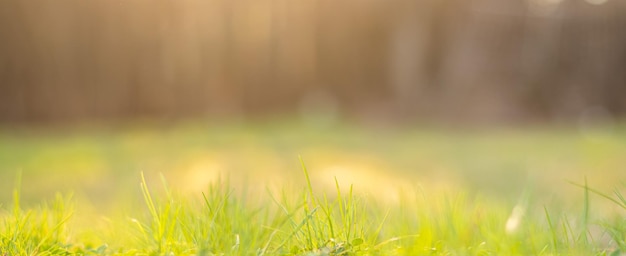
[0,120,625,255]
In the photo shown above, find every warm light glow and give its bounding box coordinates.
[179,158,223,193]
[506,205,525,234]
[314,164,407,203]
[527,0,563,15]
[585,0,608,5]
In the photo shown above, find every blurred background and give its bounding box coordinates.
[1,0,625,125]
[0,0,625,210]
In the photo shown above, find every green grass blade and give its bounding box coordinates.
[543,206,558,252]
[569,181,626,210]
[300,156,315,206]
[275,207,319,251]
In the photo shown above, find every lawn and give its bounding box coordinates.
[0,120,625,255]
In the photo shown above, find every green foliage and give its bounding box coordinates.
[1,163,626,255]
[0,176,74,255]
[264,157,371,255]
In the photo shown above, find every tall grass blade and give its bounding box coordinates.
[569,181,626,210]
[543,206,558,251]
[13,171,22,219]
[275,207,319,251]
[299,156,315,205]
[579,177,590,246]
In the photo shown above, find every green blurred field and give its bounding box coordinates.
[0,120,625,254]
[1,120,624,204]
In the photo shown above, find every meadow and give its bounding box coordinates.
[0,120,625,255]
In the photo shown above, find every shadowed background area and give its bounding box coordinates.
[1,0,625,125]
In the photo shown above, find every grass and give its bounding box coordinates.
[0,120,625,255]
[2,165,625,255]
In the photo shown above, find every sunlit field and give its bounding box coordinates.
[1,120,625,255]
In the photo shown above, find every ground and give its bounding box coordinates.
[0,120,625,255]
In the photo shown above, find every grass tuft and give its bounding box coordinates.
[1,178,75,255]
[1,168,626,255]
